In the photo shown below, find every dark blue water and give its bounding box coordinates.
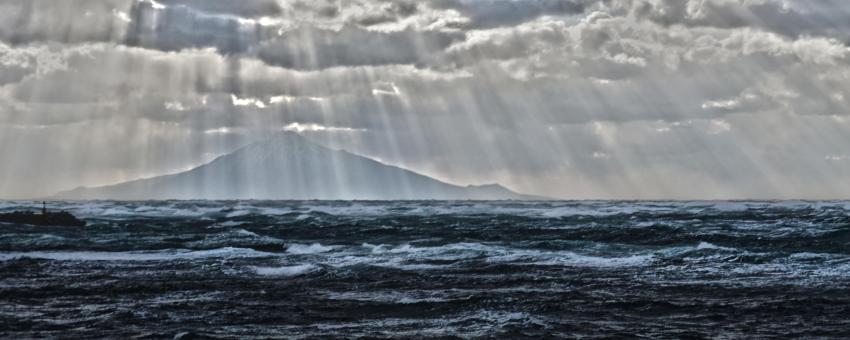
[1,201,849,338]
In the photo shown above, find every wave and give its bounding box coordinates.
[184,230,286,249]
[252,264,318,277]
[695,241,739,252]
[5,201,850,224]
[287,243,334,254]
[322,290,454,304]
[0,247,277,262]
[349,242,656,269]
[211,221,247,227]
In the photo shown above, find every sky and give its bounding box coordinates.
[0,0,849,199]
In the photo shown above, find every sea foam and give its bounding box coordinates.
[252,264,318,277]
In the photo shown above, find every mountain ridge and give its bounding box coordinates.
[56,133,543,201]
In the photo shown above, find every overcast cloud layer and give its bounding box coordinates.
[1,0,850,199]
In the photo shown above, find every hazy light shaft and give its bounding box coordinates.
[0,0,849,199]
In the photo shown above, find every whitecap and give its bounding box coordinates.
[696,242,738,252]
[257,207,297,215]
[533,253,656,267]
[0,247,277,262]
[212,221,246,228]
[234,229,259,237]
[304,203,388,216]
[287,243,333,254]
[252,264,317,277]
[183,230,285,248]
[225,210,251,218]
[349,242,654,270]
[322,290,452,304]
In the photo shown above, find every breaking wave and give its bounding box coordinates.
[1,200,849,338]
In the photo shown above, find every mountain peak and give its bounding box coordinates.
[56,135,540,201]
[240,132,322,152]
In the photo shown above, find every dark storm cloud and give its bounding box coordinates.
[0,61,30,86]
[0,0,459,69]
[0,0,582,69]
[2,0,850,199]
[634,0,850,44]
[353,1,419,26]
[156,0,283,18]
[123,0,271,54]
[0,0,272,53]
[0,0,131,45]
[0,0,280,55]
[256,26,465,70]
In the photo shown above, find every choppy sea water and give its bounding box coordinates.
[1,200,849,338]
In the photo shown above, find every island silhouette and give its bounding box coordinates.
[56,133,543,201]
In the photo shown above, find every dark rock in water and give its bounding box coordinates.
[0,210,86,227]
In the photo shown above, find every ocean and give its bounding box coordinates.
[1,200,849,338]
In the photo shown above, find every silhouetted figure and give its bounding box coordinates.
[42,201,47,215]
